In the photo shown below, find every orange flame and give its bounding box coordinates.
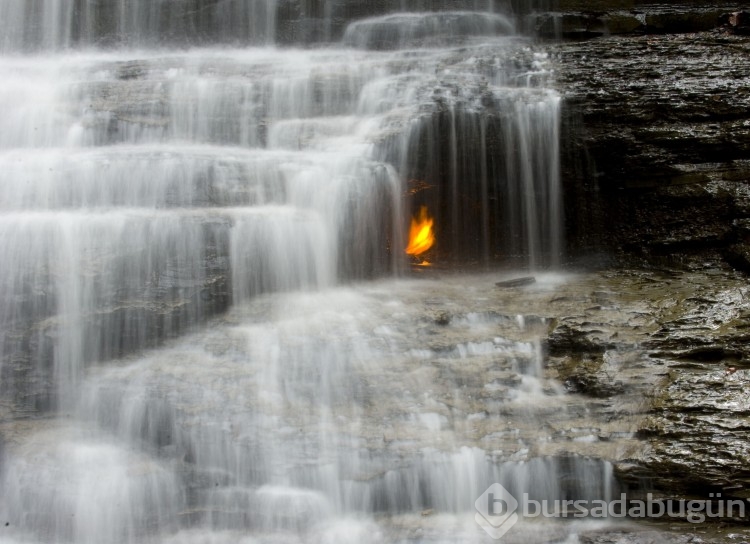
[405,206,435,257]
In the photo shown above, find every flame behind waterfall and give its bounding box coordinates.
[405,206,435,262]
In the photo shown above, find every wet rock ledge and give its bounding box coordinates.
[537,268,750,502]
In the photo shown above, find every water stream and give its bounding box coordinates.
[0,3,600,543]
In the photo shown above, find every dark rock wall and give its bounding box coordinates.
[554,12,750,270]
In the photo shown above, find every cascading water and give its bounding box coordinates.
[0,0,278,50]
[0,3,605,543]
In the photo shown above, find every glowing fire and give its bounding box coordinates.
[405,206,435,259]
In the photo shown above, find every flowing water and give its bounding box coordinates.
[0,3,603,543]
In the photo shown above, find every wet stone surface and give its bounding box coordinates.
[3,267,750,541]
[555,31,750,267]
[341,266,750,505]
[530,267,750,501]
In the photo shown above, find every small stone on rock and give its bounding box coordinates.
[495,276,536,288]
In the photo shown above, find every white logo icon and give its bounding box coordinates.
[475,483,519,540]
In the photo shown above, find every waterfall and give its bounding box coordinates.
[0,0,278,51]
[0,3,588,544]
[383,86,562,266]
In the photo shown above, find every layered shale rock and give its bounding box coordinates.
[533,268,750,500]
[556,30,750,268]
